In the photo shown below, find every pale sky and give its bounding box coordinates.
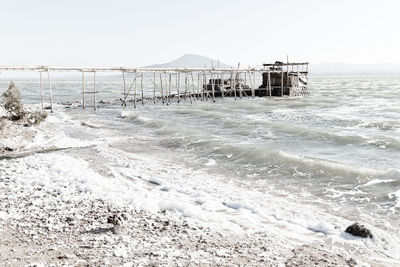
[0,0,399,67]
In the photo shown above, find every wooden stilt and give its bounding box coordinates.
[211,72,215,102]
[232,72,236,100]
[47,69,53,113]
[122,71,126,107]
[188,73,192,103]
[153,72,156,104]
[253,71,256,97]
[165,73,169,105]
[177,72,181,103]
[239,73,242,99]
[197,72,201,100]
[93,70,97,111]
[244,72,247,98]
[190,72,195,101]
[160,72,164,104]
[134,72,137,109]
[281,68,284,96]
[221,73,224,100]
[39,72,43,109]
[184,73,187,101]
[82,71,86,109]
[141,74,144,105]
[168,73,171,105]
[249,71,254,99]
[201,73,205,101]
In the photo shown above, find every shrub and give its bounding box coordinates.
[1,82,25,120]
[1,82,47,125]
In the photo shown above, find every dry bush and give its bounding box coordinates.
[1,82,25,120]
[1,82,47,125]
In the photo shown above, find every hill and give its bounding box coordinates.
[144,54,232,69]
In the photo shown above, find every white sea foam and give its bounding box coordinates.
[278,150,386,176]
[204,159,216,166]
[307,222,338,235]
[362,179,396,187]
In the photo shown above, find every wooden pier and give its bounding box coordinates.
[0,62,309,112]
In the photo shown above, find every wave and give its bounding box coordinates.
[120,110,166,128]
[277,150,386,177]
[244,115,400,150]
[158,130,389,178]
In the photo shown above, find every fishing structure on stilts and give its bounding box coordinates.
[0,62,309,112]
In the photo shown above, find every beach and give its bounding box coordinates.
[0,121,357,266]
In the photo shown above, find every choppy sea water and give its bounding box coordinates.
[1,75,400,261]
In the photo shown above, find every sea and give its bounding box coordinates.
[1,74,400,263]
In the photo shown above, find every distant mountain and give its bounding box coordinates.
[144,54,232,69]
[310,62,400,76]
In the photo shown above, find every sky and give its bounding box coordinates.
[0,0,399,67]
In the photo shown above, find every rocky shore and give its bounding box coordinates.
[0,113,362,266]
[0,167,356,266]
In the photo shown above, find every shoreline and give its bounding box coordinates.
[0,166,356,266]
[0,110,397,266]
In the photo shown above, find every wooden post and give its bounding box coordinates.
[188,73,192,103]
[201,73,205,101]
[239,73,242,99]
[231,72,236,100]
[82,71,86,109]
[184,73,188,101]
[168,73,172,104]
[122,71,126,107]
[165,73,169,105]
[190,72,195,101]
[93,70,97,111]
[221,73,224,100]
[286,58,290,93]
[153,72,156,104]
[39,72,43,109]
[244,72,247,97]
[134,72,137,109]
[47,69,53,113]
[160,72,164,104]
[197,72,201,100]
[281,68,284,96]
[141,74,144,105]
[249,71,254,99]
[211,72,215,102]
[253,71,256,97]
[177,72,181,103]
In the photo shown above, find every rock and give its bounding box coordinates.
[346,258,357,266]
[345,223,373,238]
[107,213,127,226]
